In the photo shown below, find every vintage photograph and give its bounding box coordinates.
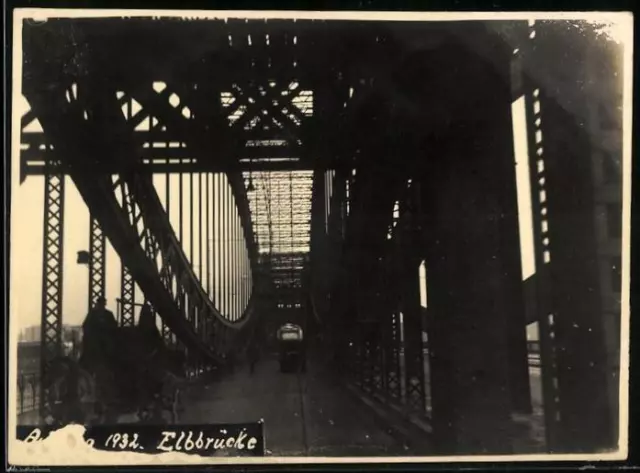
[8,10,633,466]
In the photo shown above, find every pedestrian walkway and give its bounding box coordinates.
[178,356,411,457]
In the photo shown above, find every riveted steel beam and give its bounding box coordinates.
[39,172,65,425]
[88,217,106,311]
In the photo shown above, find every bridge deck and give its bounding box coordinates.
[178,356,410,457]
[16,357,544,456]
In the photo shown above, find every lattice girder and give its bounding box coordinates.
[39,172,65,424]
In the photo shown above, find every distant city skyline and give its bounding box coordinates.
[18,323,83,343]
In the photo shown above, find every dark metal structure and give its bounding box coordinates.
[18,17,623,454]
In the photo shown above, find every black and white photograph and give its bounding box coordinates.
[8,9,633,466]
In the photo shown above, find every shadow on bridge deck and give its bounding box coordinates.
[178,356,415,457]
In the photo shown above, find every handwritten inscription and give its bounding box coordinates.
[105,433,143,450]
[22,427,259,454]
[157,430,258,452]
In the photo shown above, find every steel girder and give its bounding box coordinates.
[118,83,259,273]
[119,267,136,327]
[88,217,106,311]
[21,147,318,178]
[39,172,65,424]
[22,80,255,365]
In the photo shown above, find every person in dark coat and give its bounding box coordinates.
[79,296,120,415]
[80,296,119,370]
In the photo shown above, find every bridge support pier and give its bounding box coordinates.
[422,108,523,454]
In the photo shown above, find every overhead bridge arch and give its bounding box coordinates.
[20,66,261,423]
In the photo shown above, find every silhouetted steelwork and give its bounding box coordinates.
[39,172,65,423]
[88,217,106,310]
[18,17,622,454]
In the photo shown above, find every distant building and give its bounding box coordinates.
[19,324,83,344]
[19,325,40,343]
[17,324,84,374]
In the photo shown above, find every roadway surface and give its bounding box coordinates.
[178,355,411,456]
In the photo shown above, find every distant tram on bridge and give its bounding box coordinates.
[276,324,306,373]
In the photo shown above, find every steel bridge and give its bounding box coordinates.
[15,17,623,455]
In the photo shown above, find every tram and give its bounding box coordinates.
[276,323,306,373]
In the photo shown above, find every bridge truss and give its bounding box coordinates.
[17,17,623,454]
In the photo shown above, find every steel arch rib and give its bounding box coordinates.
[22,86,256,364]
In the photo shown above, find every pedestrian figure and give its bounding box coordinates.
[80,295,119,371]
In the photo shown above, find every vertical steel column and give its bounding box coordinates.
[237,209,241,320]
[220,179,225,317]
[120,267,135,326]
[223,180,229,317]
[187,172,194,328]
[161,162,171,341]
[523,84,562,448]
[161,147,171,349]
[528,84,615,451]
[219,179,224,316]
[249,252,253,303]
[229,194,233,322]
[233,188,237,320]
[228,184,233,319]
[232,206,237,321]
[238,208,242,318]
[422,51,517,453]
[206,172,210,297]
[241,244,245,314]
[216,174,221,309]
[236,207,240,319]
[243,214,247,312]
[40,173,65,423]
[213,175,217,304]
[241,241,246,312]
[88,217,106,310]
[423,132,514,454]
[244,239,249,311]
